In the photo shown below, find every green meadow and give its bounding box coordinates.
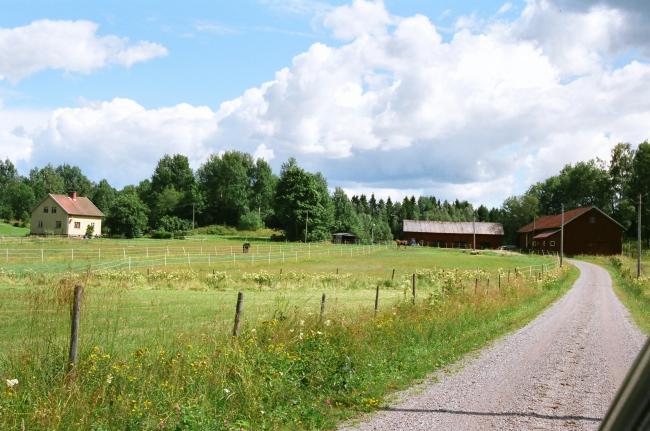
[0,238,574,430]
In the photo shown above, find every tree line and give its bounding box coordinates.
[0,141,648,243]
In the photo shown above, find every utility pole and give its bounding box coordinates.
[472,212,476,251]
[305,209,309,243]
[638,193,642,279]
[560,204,564,268]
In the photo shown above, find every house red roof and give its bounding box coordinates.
[49,194,104,217]
[518,207,591,233]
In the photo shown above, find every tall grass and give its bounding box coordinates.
[0,263,576,430]
[589,255,650,334]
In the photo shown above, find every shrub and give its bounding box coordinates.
[238,212,263,231]
[151,230,173,239]
[157,216,192,233]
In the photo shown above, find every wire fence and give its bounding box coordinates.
[0,242,389,270]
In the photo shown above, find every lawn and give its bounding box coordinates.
[0,222,29,237]
[0,242,572,430]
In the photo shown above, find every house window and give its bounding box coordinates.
[90,222,95,227]
[56,221,62,229]
[43,207,48,213]
[74,222,81,229]
[589,216,596,224]
[38,220,43,228]
[550,241,555,247]
[51,206,57,213]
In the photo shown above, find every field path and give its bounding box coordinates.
[340,260,647,431]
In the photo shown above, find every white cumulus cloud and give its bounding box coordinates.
[2,1,650,207]
[0,19,168,83]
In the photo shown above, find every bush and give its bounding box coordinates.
[173,230,187,239]
[157,216,192,233]
[238,212,263,231]
[151,230,173,239]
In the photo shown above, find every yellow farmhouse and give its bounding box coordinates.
[30,192,104,237]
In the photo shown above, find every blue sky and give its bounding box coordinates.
[1,0,649,207]
[1,0,518,108]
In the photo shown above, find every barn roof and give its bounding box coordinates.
[533,229,560,239]
[517,206,622,233]
[403,220,504,236]
[46,194,104,217]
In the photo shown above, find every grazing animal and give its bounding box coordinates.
[395,240,409,248]
[242,243,251,253]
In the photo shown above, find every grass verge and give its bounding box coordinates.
[581,255,650,334]
[0,265,577,430]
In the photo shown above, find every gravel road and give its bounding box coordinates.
[340,260,647,431]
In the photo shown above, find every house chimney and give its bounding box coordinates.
[70,191,77,201]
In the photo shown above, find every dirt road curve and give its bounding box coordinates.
[340,260,647,431]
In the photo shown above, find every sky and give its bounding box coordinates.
[1,0,649,207]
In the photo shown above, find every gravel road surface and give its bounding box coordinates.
[340,260,647,431]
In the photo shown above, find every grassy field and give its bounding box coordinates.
[0,240,571,430]
[0,222,29,237]
[582,254,650,334]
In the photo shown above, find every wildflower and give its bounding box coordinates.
[223,388,231,394]
[6,379,18,388]
[324,319,331,327]
[105,374,113,385]
[299,320,305,326]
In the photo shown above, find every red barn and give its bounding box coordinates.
[517,206,623,255]
[403,220,504,249]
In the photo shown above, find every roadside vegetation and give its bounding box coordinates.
[0,245,574,430]
[585,254,650,334]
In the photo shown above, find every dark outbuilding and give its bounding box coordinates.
[517,206,623,255]
[332,232,357,244]
[402,220,504,249]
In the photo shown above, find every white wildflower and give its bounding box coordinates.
[223,388,231,394]
[105,374,113,385]
[324,319,331,327]
[6,379,18,388]
[299,320,305,326]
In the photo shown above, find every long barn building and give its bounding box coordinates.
[517,206,623,255]
[403,220,504,249]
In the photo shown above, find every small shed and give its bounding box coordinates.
[402,220,504,249]
[332,232,357,244]
[517,206,623,255]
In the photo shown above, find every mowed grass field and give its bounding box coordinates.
[0,237,572,430]
[0,222,28,237]
[0,238,554,351]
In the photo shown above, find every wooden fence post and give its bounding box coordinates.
[232,292,244,337]
[391,268,395,281]
[67,285,83,371]
[320,293,326,321]
[498,273,501,291]
[374,284,380,317]
[412,273,416,304]
[475,276,478,294]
